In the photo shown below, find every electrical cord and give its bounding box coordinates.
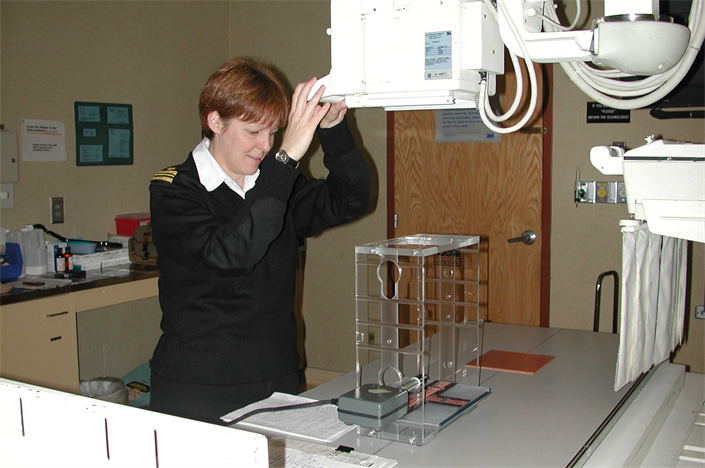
[32,224,69,242]
[226,398,339,427]
[32,224,122,248]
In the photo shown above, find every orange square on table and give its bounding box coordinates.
[467,349,555,374]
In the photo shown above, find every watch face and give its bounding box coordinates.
[276,150,297,167]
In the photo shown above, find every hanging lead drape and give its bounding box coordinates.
[614,221,688,391]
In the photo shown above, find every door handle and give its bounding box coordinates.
[508,230,536,245]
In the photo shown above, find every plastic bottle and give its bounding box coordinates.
[6,230,25,278]
[22,226,48,275]
[55,247,66,273]
[64,246,74,271]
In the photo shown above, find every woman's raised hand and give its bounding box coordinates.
[280,77,330,161]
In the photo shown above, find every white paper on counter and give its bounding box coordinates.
[221,393,354,444]
[269,438,398,468]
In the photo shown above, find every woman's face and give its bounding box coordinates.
[209,114,278,186]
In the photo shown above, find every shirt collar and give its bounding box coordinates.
[192,138,259,198]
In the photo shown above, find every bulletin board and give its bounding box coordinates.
[74,102,134,166]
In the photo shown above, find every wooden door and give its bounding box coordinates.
[389,66,552,327]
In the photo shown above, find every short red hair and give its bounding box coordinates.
[199,58,289,139]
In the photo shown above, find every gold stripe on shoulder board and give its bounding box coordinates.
[152,167,177,183]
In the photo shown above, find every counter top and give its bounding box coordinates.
[0,264,159,306]
[301,323,638,467]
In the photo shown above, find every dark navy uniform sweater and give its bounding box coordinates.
[149,119,370,385]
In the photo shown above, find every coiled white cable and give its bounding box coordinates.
[544,0,705,109]
[480,0,704,130]
[480,0,523,123]
[478,0,539,134]
[534,0,582,31]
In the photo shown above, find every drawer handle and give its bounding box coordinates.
[46,311,69,318]
[50,336,62,342]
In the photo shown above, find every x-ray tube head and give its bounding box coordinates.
[591,14,691,75]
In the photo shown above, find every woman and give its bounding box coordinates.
[148,58,370,424]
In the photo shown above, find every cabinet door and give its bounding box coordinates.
[0,295,79,393]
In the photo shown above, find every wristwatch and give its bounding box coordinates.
[274,149,299,168]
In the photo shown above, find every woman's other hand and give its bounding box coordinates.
[319,99,347,129]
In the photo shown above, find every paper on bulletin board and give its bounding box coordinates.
[435,109,501,143]
[74,102,134,166]
[21,119,67,161]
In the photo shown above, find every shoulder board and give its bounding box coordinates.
[152,167,178,183]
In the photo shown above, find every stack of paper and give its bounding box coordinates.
[221,393,355,444]
[269,439,397,468]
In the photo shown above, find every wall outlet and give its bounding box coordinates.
[0,183,14,209]
[50,197,64,224]
[696,306,705,320]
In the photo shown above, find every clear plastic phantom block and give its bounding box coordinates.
[354,234,489,446]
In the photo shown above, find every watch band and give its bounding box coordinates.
[274,149,298,168]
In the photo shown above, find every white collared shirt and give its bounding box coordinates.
[192,138,259,199]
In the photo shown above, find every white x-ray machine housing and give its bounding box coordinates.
[312,0,697,111]
[591,138,705,244]
[312,0,704,242]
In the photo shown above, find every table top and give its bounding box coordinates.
[0,264,159,306]
[303,322,635,467]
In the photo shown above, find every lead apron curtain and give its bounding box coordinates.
[615,222,687,391]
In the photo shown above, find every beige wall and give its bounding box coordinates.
[1,1,702,376]
[0,1,229,240]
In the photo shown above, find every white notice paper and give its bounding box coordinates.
[221,393,355,444]
[435,109,501,143]
[269,439,398,468]
[21,119,67,161]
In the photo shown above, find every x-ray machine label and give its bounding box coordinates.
[425,31,452,80]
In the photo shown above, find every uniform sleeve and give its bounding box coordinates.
[291,118,371,238]
[149,158,300,275]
